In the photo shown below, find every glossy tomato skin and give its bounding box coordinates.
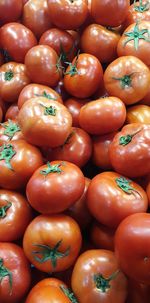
[18,97,72,148]
[22,0,52,39]
[71,249,128,303]
[104,56,150,105]
[81,24,120,63]
[0,190,32,241]
[64,53,103,98]
[125,0,150,26]
[18,83,63,109]
[0,140,43,190]
[0,23,37,63]
[140,85,150,105]
[0,243,31,303]
[126,104,150,124]
[146,182,150,207]
[126,279,150,303]
[87,171,148,228]
[64,98,88,127]
[25,45,62,87]
[115,213,150,284]
[0,106,3,122]
[26,160,85,214]
[90,221,115,251]
[0,0,23,25]
[23,214,82,273]
[0,120,23,145]
[5,104,19,121]
[0,62,30,103]
[79,97,126,135]
[91,0,130,27]
[109,123,150,177]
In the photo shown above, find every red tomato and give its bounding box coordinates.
[125,0,150,26]
[0,52,4,66]
[0,243,31,303]
[0,23,37,63]
[64,98,88,127]
[0,0,23,25]
[126,104,150,124]
[0,106,3,122]
[0,98,9,116]
[140,84,150,105]
[26,160,85,214]
[54,79,69,102]
[90,221,115,251]
[146,181,150,207]
[23,214,82,273]
[126,279,150,303]
[0,119,23,145]
[5,104,19,121]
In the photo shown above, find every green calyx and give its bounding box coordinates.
[32,240,70,269]
[40,104,56,116]
[65,51,80,77]
[119,128,141,145]
[0,258,12,292]
[0,144,16,170]
[134,0,150,12]
[0,201,12,218]
[59,42,75,65]
[4,71,14,81]
[1,120,21,139]
[56,55,65,74]
[112,74,133,88]
[124,22,150,50]
[60,285,78,303]
[35,91,57,101]
[94,270,120,293]
[40,162,62,175]
[115,177,140,196]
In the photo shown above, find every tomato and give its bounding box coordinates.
[25,45,62,86]
[64,98,88,127]
[0,52,4,66]
[18,97,72,148]
[81,24,120,63]
[0,98,9,116]
[90,221,115,251]
[64,53,103,98]
[126,279,150,303]
[146,181,150,207]
[54,79,69,102]
[0,243,31,303]
[0,0,23,25]
[109,123,150,177]
[91,0,130,27]
[0,189,32,241]
[0,106,3,123]
[18,83,63,110]
[0,23,37,63]
[43,127,92,168]
[23,214,82,273]
[5,104,19,121]
[47,0,88,30]
[22,0,52,39]
[79,97,126,135]
[0,120,23,145]
[125,0,150,26]
[71,249,128,303]
[26,160,85,214]
[39,28,76,63]
[126,104,150,124]
[92,132,117,170]
[140,84,150,105]
[115,213,150,284]
[117,21,150,66]
[0,140,43,190]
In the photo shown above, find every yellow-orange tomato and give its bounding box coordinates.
[126,105,150,124]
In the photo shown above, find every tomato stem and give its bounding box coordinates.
[40,162,62,175]
[4,71,14,81]
[32,240,70,269]
[35,91,57,101]
[65,50,80,77]
[0,120,21,139]
[134,0,150,12]
[112,74,134,88]
[94,270,120,293]
[60,285,78,303]
[0,201,12,218]
[40,104,57,116]
[115,177,141,197]
[119,128,142,145]
[0,144,16,170]
[0,258,12,293]
[124,22,150,50]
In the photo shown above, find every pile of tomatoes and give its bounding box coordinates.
[0,0,150,302]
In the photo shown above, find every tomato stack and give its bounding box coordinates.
[0,1,150,302]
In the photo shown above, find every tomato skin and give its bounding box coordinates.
[0,23,37,63]
[109,123,150,177]
[0,120,23,145]
[0,62,30,103]
[126,279,150,303]
[5,104,19,121]
[0,0,23,25]
[90,221,115,251]
[23,214,82,273]
[71,249,128,303]
[0,106,3,122]
[54,79,69,102]
[64,53,103,98]
[64,98,88,127]
[126,105,150,124]
[26,160,85,214]
[79,97,126,135]
[115,213,150,284]
[0,243,31,303]
[0,140,43,190]
[18,97,72,148]
[104,56,150,105]
[125,0,150,27]
[18,83,63,110]
[146,182,150,207]
[140,85,150,105]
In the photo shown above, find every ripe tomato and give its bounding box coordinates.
[146,181,150,207]
[0,23,37,63]
[71,249,128,303]
[90,221,115,251]
[64,53,103,98]
[0,120,23,145]
[0,98,9,116]
[109,123,150,177]
[115,213,150,284]
[0,62,30,103]
[5,104,19,121]
[22,0,52,39]
[126,279,150,303]
[23,214,82,273]
[125,0,150,26]
[18,83,63,110]
[104,56,150,105]
[0,106,3,123]
[18,97,72,148]
[64,98,88,127]
[0,243,31,303]
[79,97,126,135]
[92,132,117,170]
[117,21,150,66]
[0,189,32,241]
[0,0,23,25]
[0,140,43,190]
[47,0,88,30]
[81,24,120,63]
[126,104,150,124]
[91,0,130,27]
[25,45,62,86]
[140,84,150,105]
[54,79,69,102]
[26,160,85,214]
[0,52,4,66]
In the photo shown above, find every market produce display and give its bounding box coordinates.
[0,1,150,302]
